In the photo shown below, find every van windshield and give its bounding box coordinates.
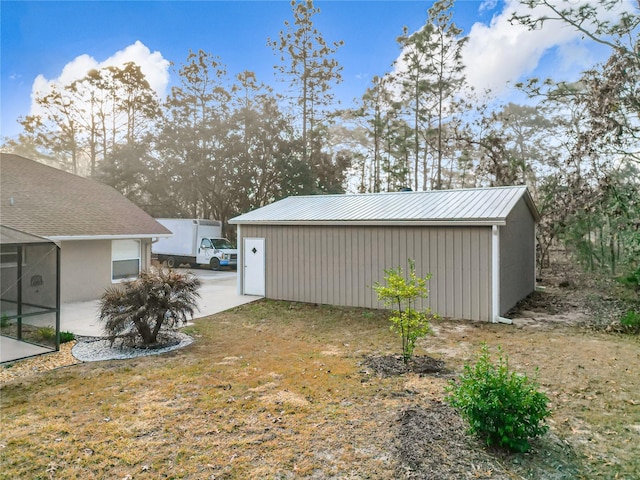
[211,239,234,249]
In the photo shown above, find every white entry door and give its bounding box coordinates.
[243,237,265,296]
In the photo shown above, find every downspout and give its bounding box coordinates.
[55,245,61,351]
[534,224,538,289]
[492,225,512,324]
[17,245,23,340]
[236,224,243,295]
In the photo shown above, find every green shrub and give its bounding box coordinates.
[445,344,551,453]
[372,259,437,364]
[618,266,640,297]
[0,314,9,328]
[36,326,56,341]
[621,310,640,332]
[60,331,75,344]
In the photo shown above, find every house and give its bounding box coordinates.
[0,153,171,303]
[229,186,540,323]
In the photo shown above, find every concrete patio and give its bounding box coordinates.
[0,336,53,364]
[60,269,259,337]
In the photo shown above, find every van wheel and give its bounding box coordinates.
[166,257,175,268]
[210,258,221,271]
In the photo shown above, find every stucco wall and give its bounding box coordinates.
[60,240,111,302]
[240,225,493,322]
[2,238,154,305]
[59,238,152,303]
[0,243,58,308]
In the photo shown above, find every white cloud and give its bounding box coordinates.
[463,0,576,97]
[390,0,635,104]
[462,0,635,98]
[554,39,600,76]
[478,0,499,14]
[30,41,170,114]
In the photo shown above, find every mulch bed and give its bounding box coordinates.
[395,401,581,480]
[361,354,583,479]
[361,354,448,377]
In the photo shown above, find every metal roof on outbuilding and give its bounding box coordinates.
[230,186,539,226]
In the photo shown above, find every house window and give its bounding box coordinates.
[0,245,26,267]
[112,240,140,281]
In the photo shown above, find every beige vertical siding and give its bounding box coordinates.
[499,197,536,314]
[240,225,493,321]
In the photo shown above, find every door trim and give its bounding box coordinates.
[243,237,265,296]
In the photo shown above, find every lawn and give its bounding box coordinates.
[1,297,638,479]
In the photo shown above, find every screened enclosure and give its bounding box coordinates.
[0,225,60,363]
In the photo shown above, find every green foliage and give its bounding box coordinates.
[15,62,159,176]
[1,314,10,328]
[395,0,467,191]
[36,326,56,341]
[618,266,640,296]
[99,267,201,347]
[445,344,551,453]
[269,0,343,163]
[372,259,436,363]
[620,310,640,333]
[60,331,75,344]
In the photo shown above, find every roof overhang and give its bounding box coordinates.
[47,233,173,241]
[520,189,541,223]
[230,219,507,227]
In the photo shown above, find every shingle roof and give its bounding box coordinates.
[0,154,171,239]
[0,225,56,245]
[230,186,539,226]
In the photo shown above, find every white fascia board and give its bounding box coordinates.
[47,233,173,241]
[229,219,507,227]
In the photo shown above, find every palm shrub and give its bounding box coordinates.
[373,259,437,364]
[99,267,200,347]
[445,343,551,453]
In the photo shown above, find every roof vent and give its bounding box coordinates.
[9,196,14,206]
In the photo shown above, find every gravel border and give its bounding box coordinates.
[72,332,194,362]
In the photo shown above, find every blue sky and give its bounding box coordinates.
[0,0,619,139]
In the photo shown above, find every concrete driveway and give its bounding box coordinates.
[60,269,260,337]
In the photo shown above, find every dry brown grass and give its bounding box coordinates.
[1,298,638,479]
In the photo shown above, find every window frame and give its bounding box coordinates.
[111,239,141,283]
[0,245,27,268]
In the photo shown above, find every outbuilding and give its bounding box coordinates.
[229,186,539,323]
